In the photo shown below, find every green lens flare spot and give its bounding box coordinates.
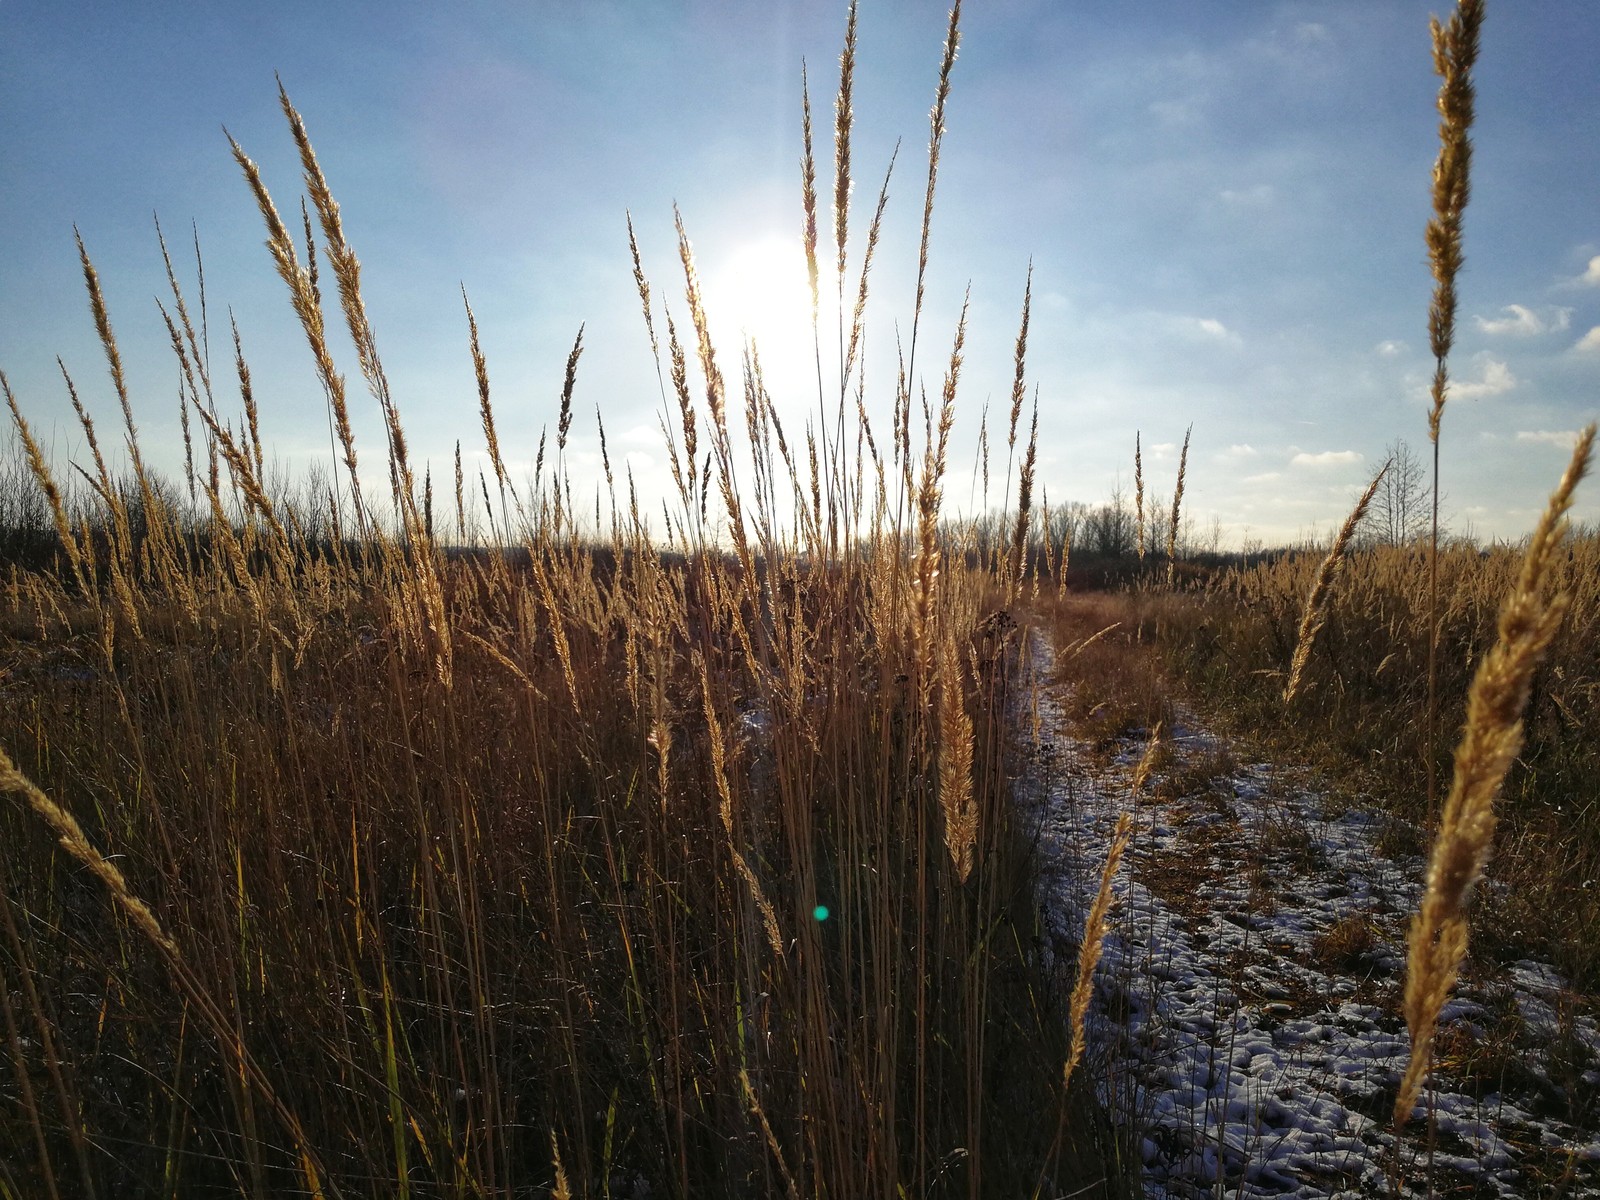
[813,905,830,922]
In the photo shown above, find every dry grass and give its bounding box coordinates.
[1046,595,1172,755]
[1062,812,1134,1092]
[1149,525,1600,980]
[3,0,1592,1195]
[1282,458,1388,705]
[0,8,1118,1196]
[1396,425,1593,1127]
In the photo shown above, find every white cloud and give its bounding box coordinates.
[1555,255,1600,290]
[1474,304,1571,336]
[1153,312,1241,345]
[1149,99,1200,127]
[1376,339,1407,357]
[1574,326,1600,354]
[1516,430,1584,449]
[1446,357,1516,400]
[1148,442,1178,459]
[1220,443,1259,460]
[1291,450,1362,467]
[1243,471,1283,485]
[1243,21,1335,67]
[1219,184,1275,207]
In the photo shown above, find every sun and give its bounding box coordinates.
[703,233,839,387]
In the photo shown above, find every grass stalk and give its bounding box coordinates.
[1424,0,1485,832]
[1395,424,1593,1128]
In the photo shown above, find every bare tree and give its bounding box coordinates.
[1047,501,1090,558]
[1082,483,1136,558]
[0,438,56,568]
[1370,438,1429,546]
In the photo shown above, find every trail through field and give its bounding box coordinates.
[1020,628,1600,1199]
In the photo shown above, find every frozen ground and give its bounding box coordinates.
[1019,630,1600,1199]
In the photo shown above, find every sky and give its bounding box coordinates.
[2,0,1597,548]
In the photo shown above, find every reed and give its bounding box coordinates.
[0,750,337,1198]
[1395,424,1594,1127]
[11,1,1587,1194]
[1165,424,1190,586]
[1282,459,1388,705]
[1005,266,1035,596]
[1134,433,1145,563]
[1063,811,1135,1091]
[906,0,962,393]
[0,7,1099,1194]
[1424,0,1485,830]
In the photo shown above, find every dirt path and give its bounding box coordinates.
[1019,628,1600,1199]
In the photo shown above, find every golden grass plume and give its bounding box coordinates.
[1283,459,1389,705]
[1062,811,1134,1091]
[1394,423,1594,1128]
[1165,424,1191,586]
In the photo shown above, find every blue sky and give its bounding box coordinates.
[2,1,1597,546]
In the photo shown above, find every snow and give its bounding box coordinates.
[1018,630,1600,1198]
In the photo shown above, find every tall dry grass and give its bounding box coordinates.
[1148,524,1600,980]
[0,7,1116,1198]
[5,0,1591,1194]
[1423,0,1484,831]
[1396,425,1594,1127]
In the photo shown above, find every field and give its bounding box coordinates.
[3,1,1598,1196]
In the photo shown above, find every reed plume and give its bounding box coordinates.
[3,373,88,590]
[557,324,586,455]
[231,318,265,483]
[1063,812,1134,1090]
[0,749,339,1196]
[741,1069,800,1200]
[937,628,977,883]
[1166,425,1190,585]
[227,128,366,532]
[1394,423,1593,1128]
[154,216,213,404]
[1011,395,1038,598]
[913,294,967,692]
[76,232,158,525]
[1006,266,1034,589]
[453,439,465,539]
[1424,0,1485,827]
[626,212,660,363]
[0,748,174,956]
[833,0,857,291]
[800,62,820,325]
[1283,460,1389,705]
[1134,433,1146,562]
[550,1133,572,1200]
[1424,0,1483,449]
[843,145,898,391]
[464,290,510,501]
[906,0,962,387]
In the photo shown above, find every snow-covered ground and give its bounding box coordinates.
[1018,630,1600,1198]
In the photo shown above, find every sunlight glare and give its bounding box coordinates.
[704,233,840,390]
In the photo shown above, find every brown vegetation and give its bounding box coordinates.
[0,9,1117,1196]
